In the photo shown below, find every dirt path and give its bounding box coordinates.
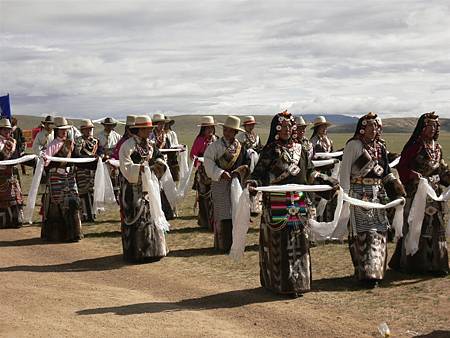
[0,225,392,338]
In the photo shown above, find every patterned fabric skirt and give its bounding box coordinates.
[120,180,168,262]
[348,183,389,281]
[76,168,95,222]
[259,192,312,295]
[211,180,233,251]
[0,168,23,228]
[193,167,214,230]
[389,195,449,275]
[41,169,83,242]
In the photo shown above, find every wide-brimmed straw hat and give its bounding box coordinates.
[0,119,12,129]
[197,116,217,127]
[54,117,72,130]
[311,115,332,129]
[152,113,166,124]
[134,115,153,128]
[41,115,54,124]
[126,115,137,127]
[79,119,95,130]
[218,115,244,132]
[242,115,258,125]
[295,116,309,126]
[101,117,117,126]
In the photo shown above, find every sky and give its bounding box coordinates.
[1,0,450,119]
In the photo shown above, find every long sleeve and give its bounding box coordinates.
[204,140,224,182]
[340,140,361,193]
[250,146,271,185]
[397,143,421,184]
[32,132,45,155]
[119,138,141,184]
[190,136,204,159]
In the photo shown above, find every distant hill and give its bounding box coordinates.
[332,117,450,133]
[13,114,448,135]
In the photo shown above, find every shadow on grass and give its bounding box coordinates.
[311,269,434,292]
[168,244,259,257]
[0,237,45,247]
[84,231,121,238]
[0,254,125,273]
[77,287,283,316]
[175,215,197,221]
[414,331,450,338]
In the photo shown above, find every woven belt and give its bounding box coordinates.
[351,177,382,185]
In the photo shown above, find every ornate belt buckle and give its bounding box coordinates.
[425,206,438,216]
[373,164,384,176]
[288,164,300,176]
[288,205,300,216]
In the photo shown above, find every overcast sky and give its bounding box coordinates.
[1,0,450,119]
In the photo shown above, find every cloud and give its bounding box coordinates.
[1,0,450,119]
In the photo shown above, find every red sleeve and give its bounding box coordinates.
[190,136,204,159]
[397,142,421,183]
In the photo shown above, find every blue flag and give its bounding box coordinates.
[0,94,11,119]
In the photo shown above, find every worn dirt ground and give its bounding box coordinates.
[0,193,449,337]
[1,129,450,337]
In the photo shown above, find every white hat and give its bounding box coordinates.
[54,117,72,129]
[126,115,137,127]
[197,116,217,127]
[311,115,332,129]
[134,115,153,128]
[242,115,257,125]
[295,116,309,126]
[152,113,166,123]
[79,119,95,129]
[0,119,12,129]
[218,115,244,132]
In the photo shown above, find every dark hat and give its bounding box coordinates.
[41,115,54,124]
[101,117,117,126]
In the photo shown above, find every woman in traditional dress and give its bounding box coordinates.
[340,113,405,287]
[0,119,23,228]
[41,117,83,242]
[389,112,449,276]
[310,116,337,222]
[119,115,168,263]
[247,110,339,297]
[204,115,250,253]
[294,116,313,160]
[111,115,137,160]
[190,116,218,230]
[73,119,99,222]
[151,113,176,220]
[237,115,263,153]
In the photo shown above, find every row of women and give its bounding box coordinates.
[0,111,448,298]
[194,111,449,297]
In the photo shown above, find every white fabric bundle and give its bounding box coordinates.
[93,158,116,214]
[106,159,120,168]
[231,177,243,223]
[24,156,115,224]
[0,154,37,166]
[160,166,178,209]
[45,156,97,163]
[312,159,337,168]
[178,146,189,185]
[23,157,45,224]
[389,156,401,168]
[229,183,406,261]
[314,151,343,159]
[143,165,170,232]
[229,188,251,261]
[406,178,450,255]
[247,149,260,173]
